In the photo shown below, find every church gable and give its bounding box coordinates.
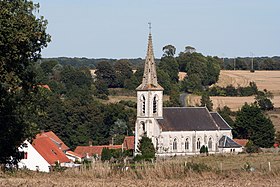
[157,107,219,131]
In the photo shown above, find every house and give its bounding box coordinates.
[18,131,82,172]
[35,131,70,152]
[32,136,71,166]
[74,145,123,159]
[65,151,83,162]
[18,140,51,172]
[134,28,242,156]
[123,136,135,151]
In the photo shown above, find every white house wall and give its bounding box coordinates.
[18,140,50,172]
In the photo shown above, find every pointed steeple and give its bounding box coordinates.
[136,24,163,91]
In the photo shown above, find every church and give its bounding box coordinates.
[134,30,243,156]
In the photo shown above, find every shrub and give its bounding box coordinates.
[245,140,260,153]
[101,148,111,161]
[200,145,208,155]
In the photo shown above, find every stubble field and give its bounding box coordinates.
[2,153,280,187]
[188,70,280,111]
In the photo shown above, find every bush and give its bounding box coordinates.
[199,145,208,154]
[101,148,111,161]
[245,141,260,153]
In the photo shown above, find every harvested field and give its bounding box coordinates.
[2,153,280,187]
[187,95,280,111]
[216,70,280,96]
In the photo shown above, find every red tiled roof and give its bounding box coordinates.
[66,150,83,158]
[39,84,51,90]
[32,137,70,165]
[36,131,69,151]
[123,136,134,150]
[233,139,249,147]
[74,145,122,157]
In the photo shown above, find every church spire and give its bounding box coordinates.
[136,23,163,91]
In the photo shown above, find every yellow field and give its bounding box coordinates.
[188,95,280,111]
[188,70,280,111]
[216,70,280,95]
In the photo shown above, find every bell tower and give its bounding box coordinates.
[134,23,163,154]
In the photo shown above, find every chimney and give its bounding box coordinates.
[89,140,92,147]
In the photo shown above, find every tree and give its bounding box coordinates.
[101,148,111,161]
[95,61,116,88]
[200,92,213,111]
[255,90,274,111]
[162,45,176,57]
[0,0,50,165]
[233,103,275,148]
[109,119,128,145]
[217,106,235,128]
[40,60,58,76]
[159,56,179,83]
[136,136,155,161]
[114,59,133,87]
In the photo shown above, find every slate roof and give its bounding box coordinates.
[32,137,70,165]
[218,135,242,148]
[74,145,122,157]
[123,136,135,150]
[157,107,220,131]
[210,112,232,130]
[36,131,69,152]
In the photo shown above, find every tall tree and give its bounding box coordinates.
[114,59,133,87]
[200,92,213,111]
[0,0,50,165]
[233,103,275,148]
[136,136,156,161]
[95,61,116,88]
[162,44,176,57]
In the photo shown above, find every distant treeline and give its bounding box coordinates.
[41,57,147,69]
[42,56,280,70]
[223,56,280,70]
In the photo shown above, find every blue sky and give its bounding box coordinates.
[36,0,280,59]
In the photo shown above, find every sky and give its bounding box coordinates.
[36,0,280,59]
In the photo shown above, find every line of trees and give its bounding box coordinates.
[223,57,280,70]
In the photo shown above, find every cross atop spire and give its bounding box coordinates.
[136,25,163,91]
[148,22,152,34]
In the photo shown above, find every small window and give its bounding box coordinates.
[185,138,189,151]
[153,95,158,114]
[173,138,177,151]
[208,138,213,150]
[141,95,146,114]
[197,138,201,150]
[140,121,145,132]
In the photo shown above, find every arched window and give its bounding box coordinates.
[173,138,177,151]
[208,137,213,151]
[185,138,189,151]
[197,138,201,150]
[140,121,145,132]
[141,95,145,114]
[153,95,158,114]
